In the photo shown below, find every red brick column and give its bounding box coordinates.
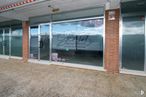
[104,9,120,73]
[22,21,29,62]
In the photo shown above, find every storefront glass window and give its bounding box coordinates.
[52,18,103,66]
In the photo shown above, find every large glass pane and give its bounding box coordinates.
[0,29,3,54]
[30,26,38,59]
[122,16,145,71]
[4,29,10,55]
[40,25,50,60]
[52,18,103,66]
[11,26,22,57]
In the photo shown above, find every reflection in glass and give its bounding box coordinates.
[40,25,50,60]
[0,29,10,55]
[11,26,22,57]
[30,26,38,59]
[122,16,145,71]
[4,29,10,55]
[0,29,3,54]
[52,18,103,66]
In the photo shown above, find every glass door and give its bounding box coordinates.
[39,24,50,60]
[122,16,145,71]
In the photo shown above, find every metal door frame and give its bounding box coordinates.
[38,23,51,61]
[4,28,11,56]
[9,28,11,57]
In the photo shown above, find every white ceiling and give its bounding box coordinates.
[0,0,107,22]
[0,0,22,7]
[0,16,11,22]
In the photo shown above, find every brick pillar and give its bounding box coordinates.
[22,21,29,62]
[104,9,120,73]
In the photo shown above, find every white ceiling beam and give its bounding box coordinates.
[105,0,120,10]
[0,0,106,21]
[0,16,11,22]
[0,0,50,21]
[0,0,50,13]
[0,11,29,21]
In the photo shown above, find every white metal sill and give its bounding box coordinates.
[0,55,22,60]
[0,55,9,59]
[120,69,146,76]
[9,56,22,60]
[51,61,105,71]
[28,59,51,65]
[28,59,105,71]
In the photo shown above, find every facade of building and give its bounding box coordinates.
[0,0,146,76]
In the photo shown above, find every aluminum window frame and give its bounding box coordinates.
[144,14,146,73]
[120,13,146,72]
[29,16,105,68]
[51,16,105,67]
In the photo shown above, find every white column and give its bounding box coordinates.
[105,0,120,10]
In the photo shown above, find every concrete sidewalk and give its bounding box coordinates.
[0,59,146,97]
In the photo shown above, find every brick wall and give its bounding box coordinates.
[104,9,120,73]
[22,21,29,62]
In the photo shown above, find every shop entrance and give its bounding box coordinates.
[30,17,104,66]
[30,24,50,61]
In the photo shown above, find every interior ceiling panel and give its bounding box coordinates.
[0,0,106,22]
